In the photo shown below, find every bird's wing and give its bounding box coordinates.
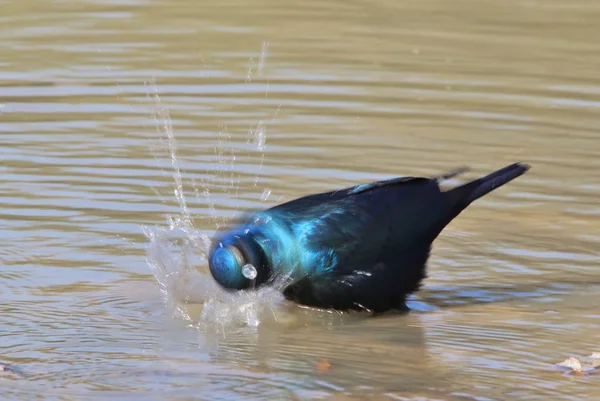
[277,181,444,312]
[285,200,380,273]
[282,173,448,270]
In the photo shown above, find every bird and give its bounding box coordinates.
[207,162,531,313]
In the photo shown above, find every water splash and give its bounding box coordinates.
[140,45,293,334]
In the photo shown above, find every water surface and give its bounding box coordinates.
[2,0,600,399]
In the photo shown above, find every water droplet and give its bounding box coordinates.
[258,41,269,76]
[242,264,258,280]
[253,122,266,151]
[261,189,271,201]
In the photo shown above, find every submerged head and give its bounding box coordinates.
[208,231,270,291]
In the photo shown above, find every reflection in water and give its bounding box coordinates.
[2,0,600,399]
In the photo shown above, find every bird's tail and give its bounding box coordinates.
[443,162,531,220]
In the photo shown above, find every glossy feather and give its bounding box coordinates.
[208,162,531,313]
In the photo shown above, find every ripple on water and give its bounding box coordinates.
[2,0,600,399]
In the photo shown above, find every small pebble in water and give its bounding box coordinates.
[315,359,332,372]
[242,264,258,280]
[590,353,600,368]
[555,354,600,376]
[557,357,582,372]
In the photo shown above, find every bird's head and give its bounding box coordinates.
[208,229,271,291]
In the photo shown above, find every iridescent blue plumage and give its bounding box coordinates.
[210,246,246,288]
[208,162,531,313]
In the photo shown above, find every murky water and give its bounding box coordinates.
[2,0,600,399]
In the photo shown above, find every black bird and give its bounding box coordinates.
[208,162,531,313]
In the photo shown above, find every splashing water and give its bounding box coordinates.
[140,45,293,333]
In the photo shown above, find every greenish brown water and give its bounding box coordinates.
[2,0,600,399]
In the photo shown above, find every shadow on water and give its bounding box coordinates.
[413,276,600,312]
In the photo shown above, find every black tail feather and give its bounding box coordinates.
[434,166,470,181]
[445,162,531,219]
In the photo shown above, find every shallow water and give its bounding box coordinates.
[2,0,600,399]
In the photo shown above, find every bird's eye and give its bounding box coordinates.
[209,245,247,289]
